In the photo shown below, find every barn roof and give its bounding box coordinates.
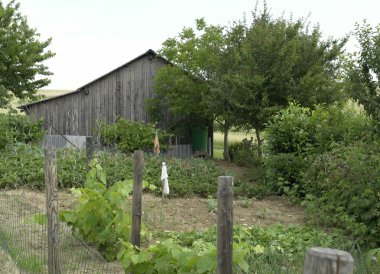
[20,49,167,109]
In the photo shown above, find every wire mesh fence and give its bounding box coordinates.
[0,112,124,273]
[0,187,123,273]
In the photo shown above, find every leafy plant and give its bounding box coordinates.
[60,159,136,261]
[264,153,310,197]
[0,113,44,149]
[302,141,380,245]
[206,195,218,213]
[98,118,170,153]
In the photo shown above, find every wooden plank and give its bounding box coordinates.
[217,176,233,274]
[304,247,354,274]
[44,146,61,274]
[131,150,144,247]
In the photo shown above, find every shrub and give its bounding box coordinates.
[0,113,44,149]
[228,137,260,167]
[266,102,313,155]
[264,153,310,197]
[302,141,380,245]
[265,102,371,198]
[309,102,372,154]
[98,118,170,153]
[266,101,371,156]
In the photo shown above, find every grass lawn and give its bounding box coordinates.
[213,130,256,159]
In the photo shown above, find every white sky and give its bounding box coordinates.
[14,0,380,90]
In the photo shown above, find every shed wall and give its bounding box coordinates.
[25,55,167,136]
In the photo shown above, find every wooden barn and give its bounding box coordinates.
[21,49,170,136]
[21,49,213,157]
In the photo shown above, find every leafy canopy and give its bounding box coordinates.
[233,8,347,132]
[0,0,54,106]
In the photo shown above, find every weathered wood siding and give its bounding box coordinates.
[24,53,168,136]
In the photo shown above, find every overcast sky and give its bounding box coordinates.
[14,0,380,90]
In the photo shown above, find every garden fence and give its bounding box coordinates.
[0,145,123,273]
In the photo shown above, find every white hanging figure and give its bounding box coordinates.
[161,162,169,195]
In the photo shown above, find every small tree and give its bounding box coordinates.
[346,21,380,131]
[0,0,55,106]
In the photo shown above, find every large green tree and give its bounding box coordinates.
[152,6,346,160]
[151,18,244,160]
[0,0,54,106]
[346,21,380,131]
[232,8,346,158]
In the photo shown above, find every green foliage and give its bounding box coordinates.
[98,118,169,153]
[264,153,310,197]
[0,144,85,189]
[0,145,222,198]
[206,195,218,213]
[267,102,371,156]
[302,141,380,245]
[265,102,371,197]
[118,239,222,274]
[60,160,137,261]
[346,21,380,132]
[0,113,44,149]
[266,102,313,155]
[365,248,380,273]
[228,137,260,167]
[0,0,54,106]
[135,224,351,274]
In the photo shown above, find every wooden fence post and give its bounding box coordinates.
[44,146,61,274]
[304,247,354,274]
[217,176,234,274]
[131,150,144,247]
[86,136,93,171]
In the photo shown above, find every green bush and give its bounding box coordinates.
[98,118,170,153]
[0,113,44,149]
[266,102,371,156]
[264,153,310,197]
[266,102,313,155]
[302,141,380,245]
[228,137,260,167]
[265,102,371,198]
[309,102,372,154]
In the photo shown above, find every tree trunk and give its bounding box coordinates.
[223,124,231,161]
[255,128,263,160]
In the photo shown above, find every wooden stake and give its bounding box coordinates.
[131,150,143,248]
[304,247,354,274]
[44,146,61,274]
[217,176,233,274]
